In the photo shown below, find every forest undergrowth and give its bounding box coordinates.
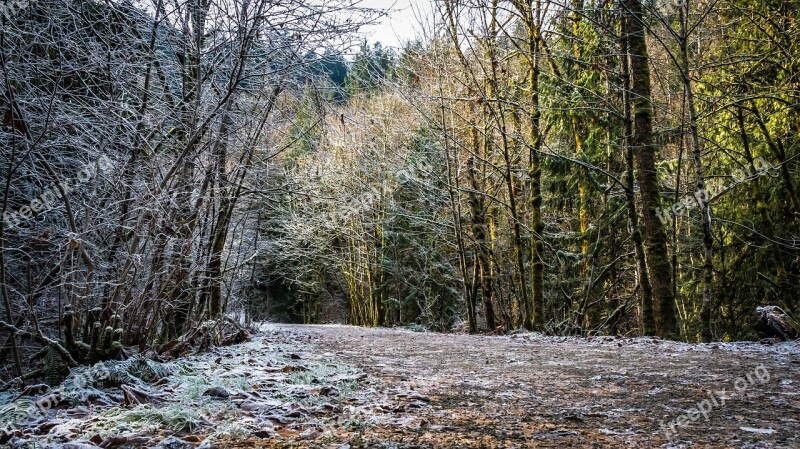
[2,324,798,448]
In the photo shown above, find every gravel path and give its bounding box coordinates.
[264,323,800,448]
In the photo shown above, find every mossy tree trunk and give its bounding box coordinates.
[622,0,679,339]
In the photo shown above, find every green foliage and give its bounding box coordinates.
[345,41,398,96]
[43,347,69,386]
[122,404,204,432]
[124,356,178,383]
[380,130,463,330]
[0,398,36,430]
[306,49,350,101]
[247,0,799,340]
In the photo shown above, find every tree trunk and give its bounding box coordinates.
[467,156,496,331]
[511,0,545,330]
[622,0,679,339]
[442,0,478,333]
[679,1,714,342]
[620,14,656,336]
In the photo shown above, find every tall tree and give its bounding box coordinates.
[621,0,679,338]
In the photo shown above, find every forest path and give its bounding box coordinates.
[262,323,799,448]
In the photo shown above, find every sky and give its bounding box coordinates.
[356,0,434,50]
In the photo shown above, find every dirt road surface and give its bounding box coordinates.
[262,323,799,448]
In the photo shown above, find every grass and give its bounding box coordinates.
[210,422,253,439]
[121,403,204,432]
[4,337,368,447]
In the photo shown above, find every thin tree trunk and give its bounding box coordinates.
[679,0,714,342]
[486,0,529,330]
[467,156,496,331]
[622,0,679,339]
[571,0,590,263]
[620,14,656,336]
[528,0,545,330]
[0,90,22,375]
[442,0,477,332]
[511,0,545,330]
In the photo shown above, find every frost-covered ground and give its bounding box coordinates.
[2,324,799,448]
[261,324,799,448]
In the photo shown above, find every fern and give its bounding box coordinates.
[50,357,178,407]
[87,356,177,388]
[43,347,68,386]
[0,398,36,429]
[125,355,176,381]
[123,404,202,432]
[61,385,114,407]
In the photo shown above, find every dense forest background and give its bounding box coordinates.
[1,0,799,379]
